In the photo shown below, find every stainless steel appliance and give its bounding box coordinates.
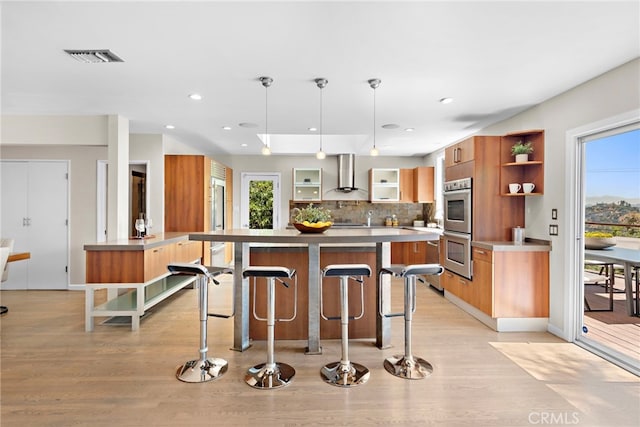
[443,177,472,234]
[443,178,472,279]
[442,231,472,279]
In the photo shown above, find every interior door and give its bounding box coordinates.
[1,160,69,290]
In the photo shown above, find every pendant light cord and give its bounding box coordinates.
[373,87,376,150]
[265,84,268,147]
[319,86,323,151]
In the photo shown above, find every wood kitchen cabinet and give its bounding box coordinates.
[445,135,524,242]
[413,166,434,202]
[399,168,414,202]
[444,245,549,320]
[399,166,434,203]
[165,155,233,264]
[445,137,475,167]
[500,129,545,196]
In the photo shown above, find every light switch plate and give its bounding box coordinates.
[551,208,558,220]
[549,224,558,236]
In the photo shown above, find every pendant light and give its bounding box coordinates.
[368,78,381,156]
[315,78,328,160]
[259,76,273,155]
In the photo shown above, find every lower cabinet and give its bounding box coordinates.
[443,246,549,319]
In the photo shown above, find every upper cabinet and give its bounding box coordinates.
[445,137,475,167]
[293,168,322,201]
[413,166,434,202]
[369,168,400,202]
[499,130,545,196]
[399,167,434,203]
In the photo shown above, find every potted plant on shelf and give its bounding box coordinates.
[511,141,533,163]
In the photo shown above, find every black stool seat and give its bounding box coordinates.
[243,266,295,279]
[323,264,372,277]
[380,264,443,277]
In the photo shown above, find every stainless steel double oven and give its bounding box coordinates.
[442,177,473,279]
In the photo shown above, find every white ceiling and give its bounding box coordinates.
[2,1,639,157]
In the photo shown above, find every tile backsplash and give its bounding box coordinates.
[289,201,434,227]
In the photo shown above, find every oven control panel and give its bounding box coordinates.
[444,177,472,192]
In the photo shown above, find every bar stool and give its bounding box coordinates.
[167,263,233,383]
[378,263,443,379]
[243,266,297,389]
[320,263,371,387]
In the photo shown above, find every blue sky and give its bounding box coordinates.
[586,128,640,202]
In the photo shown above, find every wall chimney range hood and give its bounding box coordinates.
[336,153,359,192]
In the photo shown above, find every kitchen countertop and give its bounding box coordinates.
[84,232,193,251]
[472,239,551,252]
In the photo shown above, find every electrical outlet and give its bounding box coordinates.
[551,208,558,220]
[549,224,558,236]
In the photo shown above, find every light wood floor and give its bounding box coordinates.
[1,277,639,427]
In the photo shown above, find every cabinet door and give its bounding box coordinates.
[399,168,414,202]
[391,242,405,264]
[175,239,203,263]
[445,138,475,167]
[471,247,493,316]
[406,241,427,264]
[413,166,434,202]
[144,243,175,282]
[369,168,400,202]
[293,168,322,201]
[165,155,208,232]
[442,270,473,303]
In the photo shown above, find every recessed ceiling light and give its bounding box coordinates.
[405,128,415,132]
[239,122,258,128]
[165,124,175,129]
[439,97,453,104]
[222,126,232,131]
[241,143,248,147]
[308,127,317,132]
[382,124,400,129]
[188,93,203,101]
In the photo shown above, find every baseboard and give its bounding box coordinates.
[445,291,549,332]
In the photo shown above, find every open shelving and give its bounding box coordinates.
[500,130,545,196]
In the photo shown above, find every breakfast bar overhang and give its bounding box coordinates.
[189,228,441,354]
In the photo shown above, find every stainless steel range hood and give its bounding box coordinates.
[336,153,359,192]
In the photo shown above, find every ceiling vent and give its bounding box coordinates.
[64,49,123,63]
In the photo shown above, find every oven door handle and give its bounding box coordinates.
[443,189,471,196]
[443,230,471,241]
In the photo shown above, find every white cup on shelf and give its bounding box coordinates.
[509,183,521,194]
[523,183,535,193]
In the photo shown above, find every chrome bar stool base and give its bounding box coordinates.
[321,361,370,387]
[245,362,296,389]
[167,263,233,384]
[177,357,229,383]
[243,266,297,390]
[379,264,443,381]
[384,355,433,379]
[320,264,372,388]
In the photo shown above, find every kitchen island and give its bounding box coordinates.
[189,227,440,354]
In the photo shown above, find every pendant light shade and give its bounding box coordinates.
[368,78,381,157]
[315,78,328,160]
[260,76,273,156]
